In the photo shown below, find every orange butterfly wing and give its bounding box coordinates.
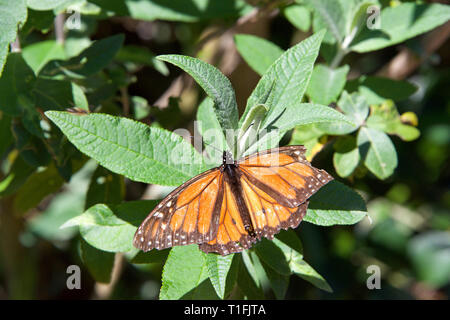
[236,145,333,240]
[238,146,333,206]
[199,179,258,255]
[133,167,224,251]
[239,173,309,239]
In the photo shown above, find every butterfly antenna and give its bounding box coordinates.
[186,134,223,154]
[201,139,223,153]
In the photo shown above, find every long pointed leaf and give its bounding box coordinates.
[205,253,235,299]
[157,54,239,136]
[45,111,207,186]
[160,245,218,300]
[243,30,325,129]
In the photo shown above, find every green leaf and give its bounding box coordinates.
[21,8,54,34]
[306,0,346,44]
[239,104,268,136]
[244,30,325,129]
[347,1,376,37]
[275,102,354,131]
[64,36,91,58]
[80,238,115,283]
[20,95,43,138]
[315,90,368,135]
[157,55,239,142]
[0,112,13,156]
[116,45,169,76]
[241,250,263,290]
[273,229,304,254]
[391,123,420,142]
[130,249,170,264]
[205,253,236,299]
[12,120,51,167]
[90,0,251,22]
[0,0,27,76]
[314,119,357,136]
[234,34,283,76]
[366,101,420,141]
[62,200,157,252]
[26,0,77,11]
[131,96,151,120]
[40,34,124,78]
[237,104,268,157]
[408,231,450,288]
[236,257,264,299]
[196,97,228,167]
[273,230,332,292]
[254,231,332,295]
[346,76,418,105]
[33,78,88,111]
[0,53,36,116]
[306,64,349,105]
[290,257,332,292]
[338,90,369,126]
[243,102,354,156]
[351,3,450,53]
[290,123,325,144]
[0,154,35,196]
[282,4,311,32]
[247,251,271,293]
[276,230,331,292]
[260,259,290,299]
[13,163,65,214]
[357,127,398,179]
[333,135,360,178]
[160,245,218,300]
[22,40,66,74]
[306,180,368,226]
[253,231,332,294]
[85,165,125,209]
[71,82,89,111]
[27,161,94,242]
[45,111,207,186]
[255,239,291,276]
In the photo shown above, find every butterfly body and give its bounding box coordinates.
[134,146,333,256]
[221,151,256,238]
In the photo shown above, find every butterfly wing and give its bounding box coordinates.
[133,167,224,252]
[236,145,333,240]
[239,173,310,240]
[199,178,258,255]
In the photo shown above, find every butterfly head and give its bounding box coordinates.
[223,151,234,165]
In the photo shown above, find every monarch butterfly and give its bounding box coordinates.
[133,145,333,256]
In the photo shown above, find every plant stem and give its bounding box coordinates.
[92,253,124,300]
[120,87,130,117]
[330,47,347,69]
[54,13,66,45]
[330,27,358,69]
[0,197,36,298]
[10,36,21,52]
